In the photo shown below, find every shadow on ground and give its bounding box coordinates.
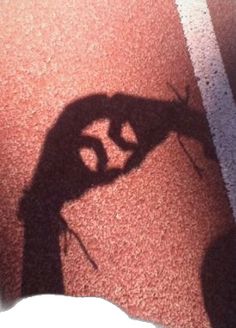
[8,87,217,300]
[201,225,236,327]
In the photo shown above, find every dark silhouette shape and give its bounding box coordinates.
[17,88,217,297]
[201,226,236,328]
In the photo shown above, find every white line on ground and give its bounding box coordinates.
[175,0,236,219]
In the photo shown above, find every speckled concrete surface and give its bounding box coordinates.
[176,0,236,223]
[0,1,234,327]
[207,0,236,101]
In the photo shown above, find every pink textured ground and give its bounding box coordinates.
[0,1,235,327]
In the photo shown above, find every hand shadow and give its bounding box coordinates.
[16,87,217,299]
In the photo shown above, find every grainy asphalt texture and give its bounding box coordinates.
[0,1,235,327]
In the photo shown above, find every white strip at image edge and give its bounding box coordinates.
[175,0,236,219]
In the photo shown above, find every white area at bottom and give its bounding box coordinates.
[175,0,236,219]
[0,296,162,328]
